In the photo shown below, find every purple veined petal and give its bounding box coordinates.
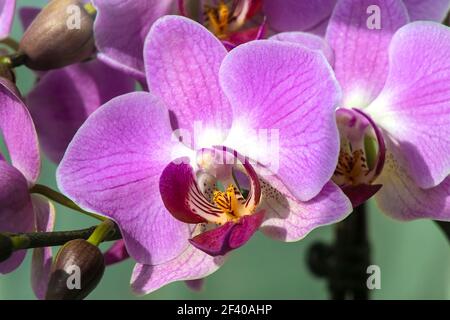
[374,141,450,221]
[220,40,341,202]
[57,92,191,265]
[131,244,226,295]
[190,211,265,256]
[269,32,334,66]
[104,240,129,266]
[92,0,174,82]
[145,15,232,136]
[27,59,135,163]
[264,0,336,33]
[185,278,205,292]
[259,172,352,242]
[30,194,55,300]
[403,0,450,22]
[326,0,409,108]
[19,6,40,31]
[0,160,34,274]
[366,22,450,189]
[0,78,40,184]
[0,0,16,39]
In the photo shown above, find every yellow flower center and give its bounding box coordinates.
[203,1,248,39]
[212,184,253,223]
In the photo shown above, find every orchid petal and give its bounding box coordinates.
[19,6,40,31]
[57,92,190,265]
[326,0,409,107]
[27,59,135,163]
[0,160,34,274]
[264,0,336,33]
[92,0,173,81]
[145,15,232,135]
[367,22,450,188]
[270,32,334,66]
[374,146,450,221]
[0,79,40,184]
[220,40,341,201]
[403,0,450,22]
[0,0,16,39]
[104,240,129,266]
[259,174,352,242]
[131,245,225,295]
[30,195,55,300]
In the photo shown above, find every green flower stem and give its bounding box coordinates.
[6,224,121,251]
[30,184,106,222]
[87,219,116,246]
[0,52,26,68]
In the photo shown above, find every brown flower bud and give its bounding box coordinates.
[19,0,95,70]
[0,234,13,263]
[46,239,105,300]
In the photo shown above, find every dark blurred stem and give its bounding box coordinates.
[435,221,450,242]
[330,203,370,300]
[308,203,371,300]
[7,223,122,251]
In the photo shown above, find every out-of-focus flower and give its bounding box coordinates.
[26,60,135,163]
[92,0,176,82]
[57,15,352,294]
[104,240,129,266]
[179,0,265,48]
[0,79,55,300]
[0,0,15,40]
[264,0,450,35]
[18,6,135,163]
[273,0,450,220]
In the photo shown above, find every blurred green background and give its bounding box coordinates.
[1,0,449,300]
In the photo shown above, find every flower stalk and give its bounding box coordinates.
[87,219,116,246]
[4,223,121,252]
[308,203,371,300]
[30,184,106,221]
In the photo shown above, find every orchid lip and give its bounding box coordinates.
[179,0,262,48]
[159,146,264,256]
[333,108,386,192]
[189,211,265,256]
[160,147,261,225]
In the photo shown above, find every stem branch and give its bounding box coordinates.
[8,223,121,251]
[30,184,105,221]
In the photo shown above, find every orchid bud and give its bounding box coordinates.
[46,239,105,300]
[0,234,13,263]
[19,0,95,70]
